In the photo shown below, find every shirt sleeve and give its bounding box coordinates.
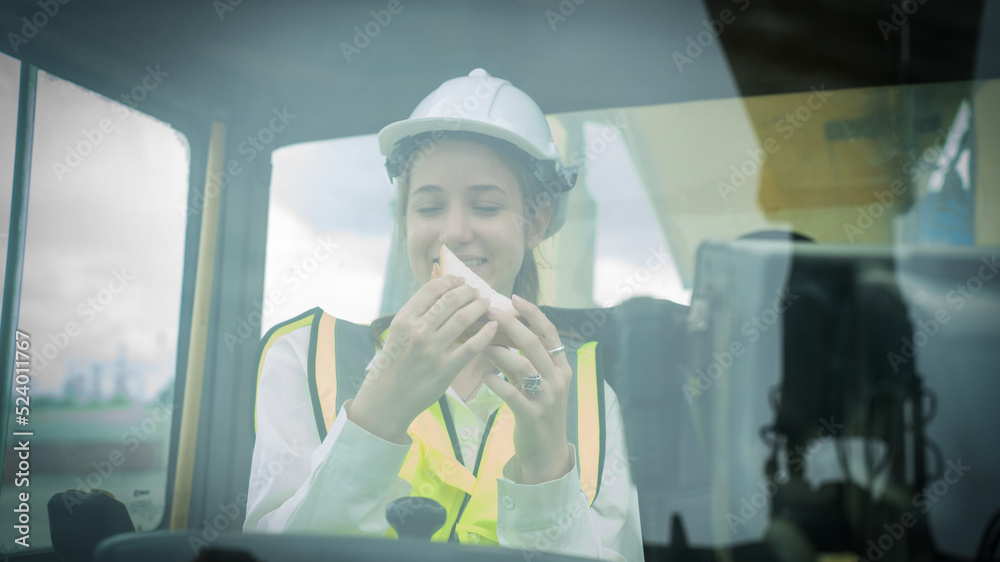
[495,382,644,561]
[242,328,414,535]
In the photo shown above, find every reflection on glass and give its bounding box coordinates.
[258,79,996,558]
[0,70,189,553]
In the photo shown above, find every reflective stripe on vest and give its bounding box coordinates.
[253,308,317,435]
[253,308,605,545]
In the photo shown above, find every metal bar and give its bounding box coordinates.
[0,63,36,480]
[170,121,226,529]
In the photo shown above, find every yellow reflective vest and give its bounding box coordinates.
[253,307,606,545]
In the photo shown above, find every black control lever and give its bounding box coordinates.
[386,496,447,541]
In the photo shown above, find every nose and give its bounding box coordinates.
[440,206,474,246]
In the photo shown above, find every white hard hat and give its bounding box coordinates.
[378,68,577,238]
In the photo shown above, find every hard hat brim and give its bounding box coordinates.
[378,117,557,163]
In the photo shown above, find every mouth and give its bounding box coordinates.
[462,259,488,280]
[432,257,489,273]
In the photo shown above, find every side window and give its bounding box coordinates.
[0,68,189,553]
[0,53,20,297]
[581,118,689,307]
[260,135,394,335]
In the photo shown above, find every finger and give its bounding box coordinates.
[481,345,535,389]
[452,320,498,364]
[437,297,490,343]
[419,284,480,331]
[510,295,569,367]
[486,306,553,374]
[400,275,462,318]
[481,369,530,411]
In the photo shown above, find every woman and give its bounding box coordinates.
[244,69,643,561]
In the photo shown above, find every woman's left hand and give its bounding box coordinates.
[480,294,573,485]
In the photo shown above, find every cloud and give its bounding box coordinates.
[17,71,187,400]
[260,197,391,333]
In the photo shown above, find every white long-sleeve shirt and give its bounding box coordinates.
[243,323,644,561]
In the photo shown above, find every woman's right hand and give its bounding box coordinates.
[347,275,497,443]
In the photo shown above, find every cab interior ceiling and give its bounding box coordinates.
[0,0,991,147]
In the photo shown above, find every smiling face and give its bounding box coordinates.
[405,138,550,298]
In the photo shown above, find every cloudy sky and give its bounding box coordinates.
[3,62,187,399]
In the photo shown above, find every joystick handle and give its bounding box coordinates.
[386,496,447,541]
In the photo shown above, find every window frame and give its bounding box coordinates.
[0,58,216,553]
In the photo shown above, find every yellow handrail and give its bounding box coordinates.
[170,122,226,529]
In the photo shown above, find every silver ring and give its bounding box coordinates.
[521,373,542,394]
[546,345,566,356]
